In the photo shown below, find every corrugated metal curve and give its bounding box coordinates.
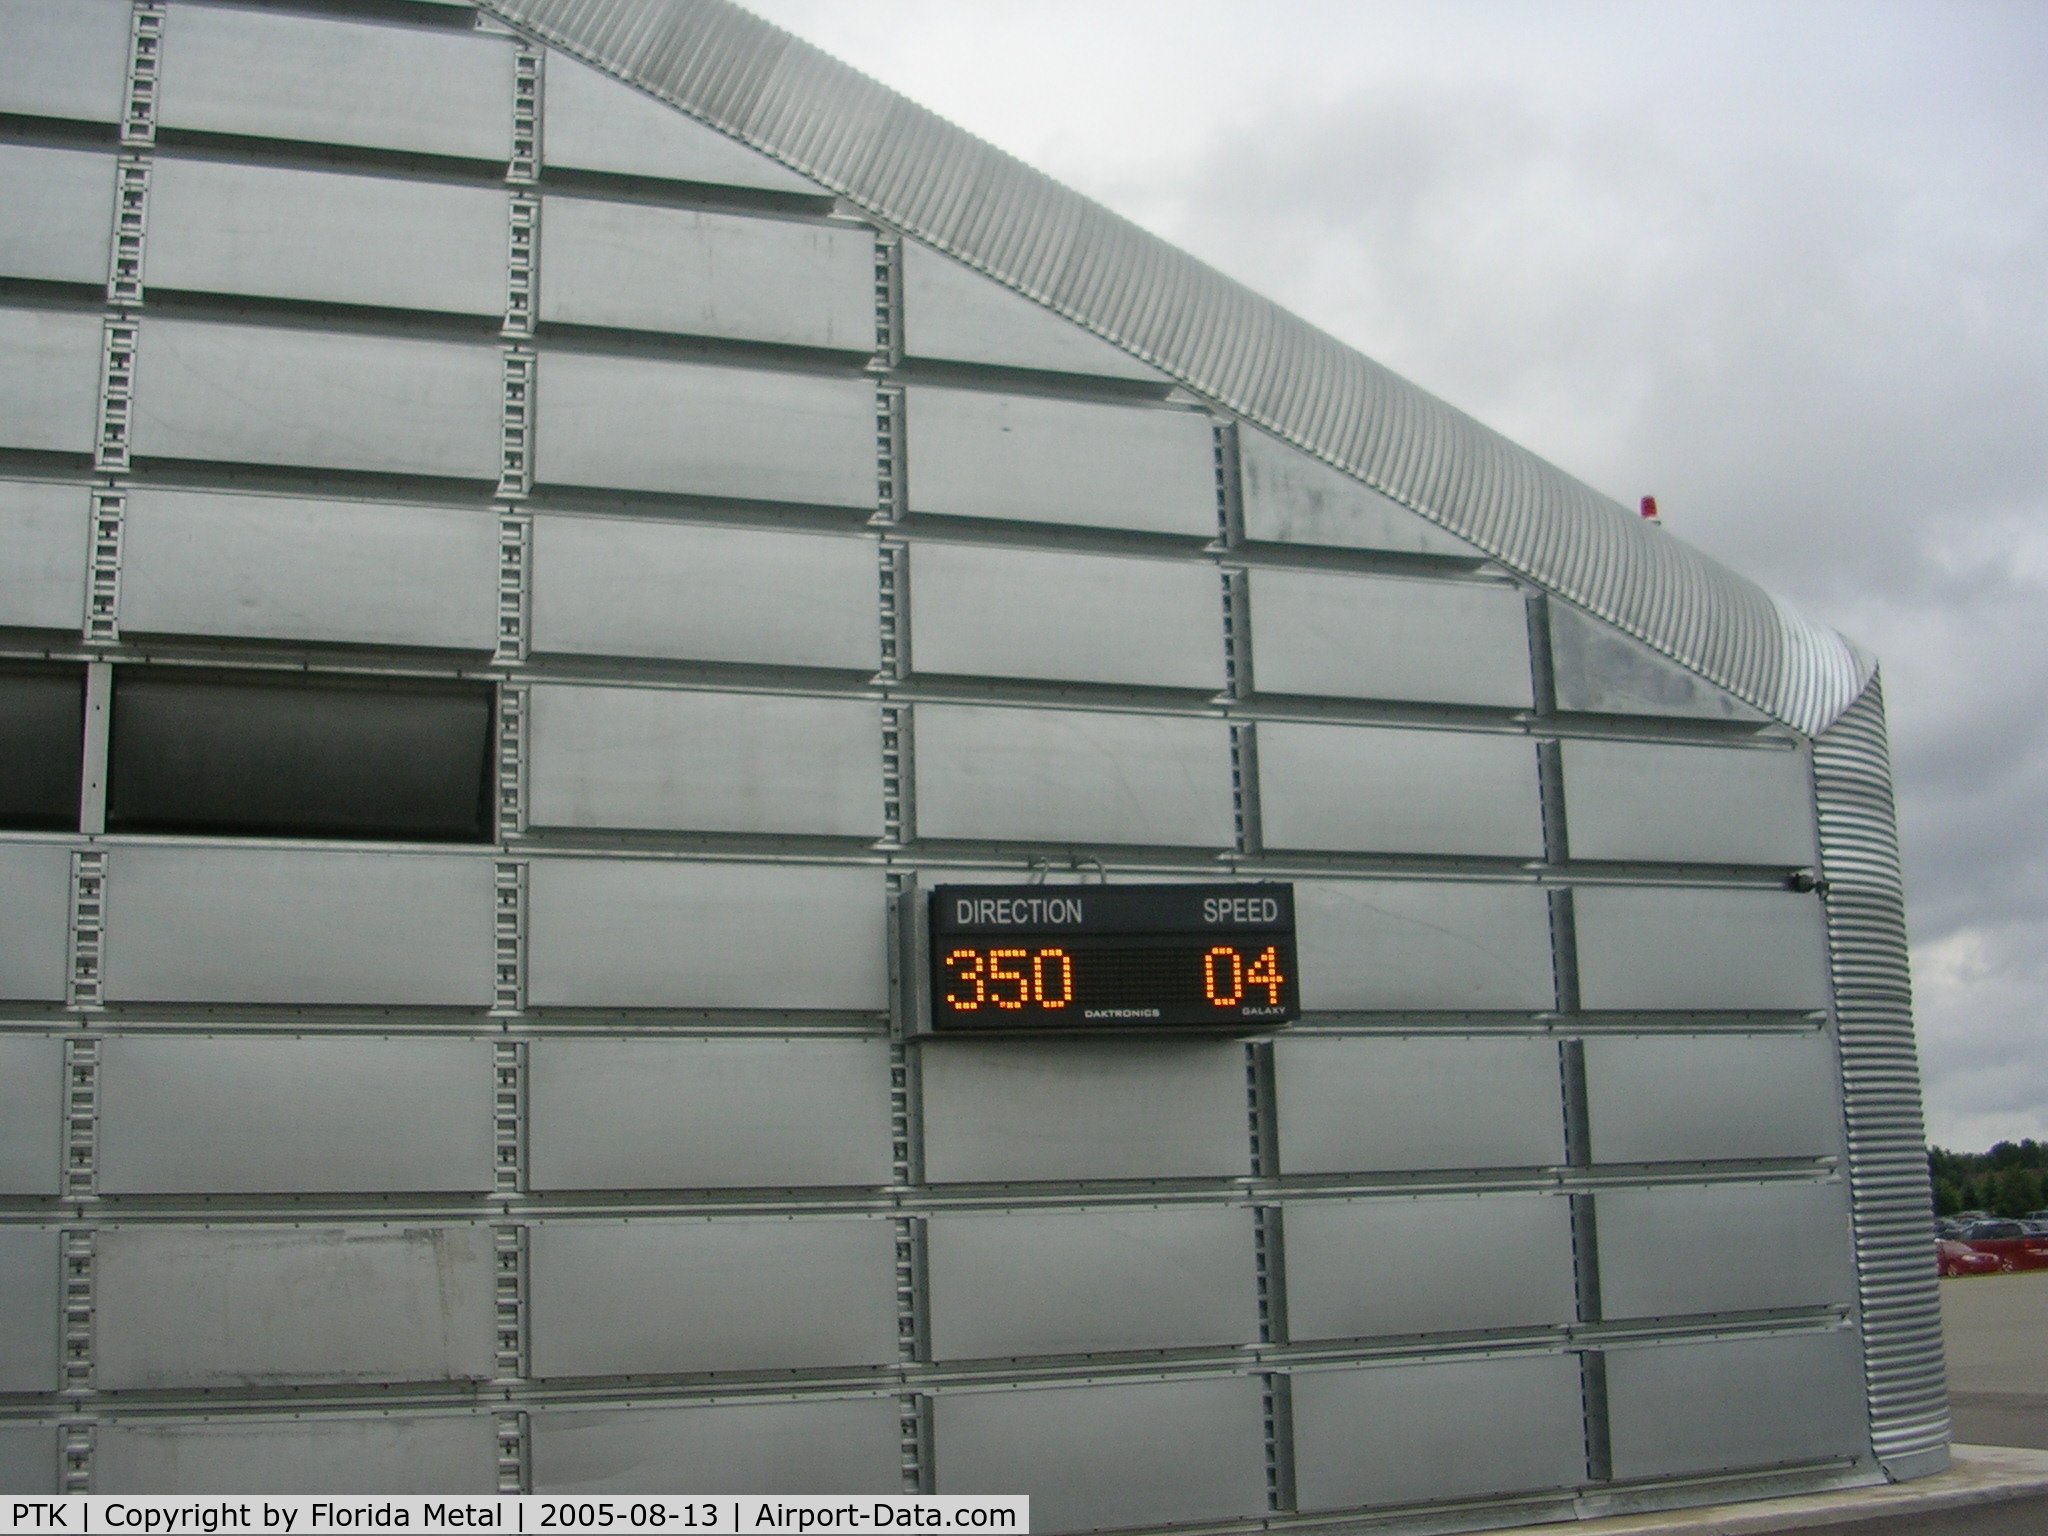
[1814,677,1949,1477]
[482,0,1872,736]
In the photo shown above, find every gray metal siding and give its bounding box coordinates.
[905,387,1216,537]
[0,843,72,1003]
[1293,878,1557,1012]
[901,240,1162,381]
[0,1424,57,1497]
[1596,1182,1855,1319]
[1239,426,1481,558]
[1573,886,1833,1012]
[0,0,130,125]
[145,158,508,317]
[1561,738,1816,866]
[1258,723,1544,857]
[527,1218,899,1377]
[0,1229,60,1392]
[527,1037,895,1190]
[1583,1033,1842,1164]
[0,308,103,455]
[0,144,116,285]
[540,195,874,349]
[0,1037,62,1195]
[532,1400,903,1495]
[95,1037,498,1195]
[119,488,502,650]
[95,1418,499,1496]
[94,1225,497,1390]
[0,481,89,631]
[159,3,514,161]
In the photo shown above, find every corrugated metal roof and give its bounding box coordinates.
[482,0,1873,735]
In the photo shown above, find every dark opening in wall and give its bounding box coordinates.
[0,662,85,830]
[107,670,496,842]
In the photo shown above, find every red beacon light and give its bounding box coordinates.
[1640,495,1661,523]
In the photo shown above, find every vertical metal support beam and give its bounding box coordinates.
[508,47,542,186]
[491,859,527,1015]
[871,231,903,374]
[492,1223,528,1382]
[495,1410,529,1496]
[64,1039,101,1201]
[876,537,909,685]
[107,156,150,307]
[1229,721,1262,859]
[504,194,540,338]
[1220,566,1253,701]
[1536,737,1569,867]
[492,1038,527,1193]
[496,511,531,664]
[899,1394,933,1496]
[498,347,536,500]
[880,705,913,849]
[873,383,905,526]
[67,852,108,1012]
[1548,886,1581,1016]
[1581,1350,1613,1483]
[93,320,138,475]
[497,683,529,839]
[119,2,164,148]
[61,1228,96,1395]
[79,662,112,835]
[1213,419,1244,548]
[1262,1373,1297,1514]
[85,490,124,645]
[60,1419,95,1496]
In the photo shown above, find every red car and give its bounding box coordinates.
[1938,1238,2004,1276]
[1945,1222,2048,1272]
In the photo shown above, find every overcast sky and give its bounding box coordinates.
[745,0,2048,1149]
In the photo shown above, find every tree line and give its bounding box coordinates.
[1928,1140,2048,1218]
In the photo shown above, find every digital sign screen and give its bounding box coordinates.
[928,883,1299,1031]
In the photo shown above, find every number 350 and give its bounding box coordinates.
[944,947,1074,1011]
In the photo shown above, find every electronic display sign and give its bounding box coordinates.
[928,883,1299,1031]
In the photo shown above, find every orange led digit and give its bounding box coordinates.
[1204,945,1244,1007]
[1246,945,1285,1005]
[989,947,1029,1009]
[1033,947,1074,1007]
[944,947,986,1011]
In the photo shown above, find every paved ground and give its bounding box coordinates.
[1943,1270,2048,1450]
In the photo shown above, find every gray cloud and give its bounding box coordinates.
[747,0,2048,1144]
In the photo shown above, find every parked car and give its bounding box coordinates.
[1948,1221,2048,1272]
[1939,1238,2004,1276]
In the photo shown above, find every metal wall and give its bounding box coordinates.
[0,1,1896,1526]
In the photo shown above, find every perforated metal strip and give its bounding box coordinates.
[1813,676,1949,1475]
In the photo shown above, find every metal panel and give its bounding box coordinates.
[1574,886,1832,1012]
[96,1417,498,1495]
[908,542,1222,690]
[146,157,506,317]
[927,1206,1258,1360]
[1604,1331,1868,1479]
[1274,1036,1565,1173]
[528,1037,894,1190]
[914,704,1234,848]
[1285,1194,1576,1340]
[103,847,495,1006]
[1247,568,1533,707]
[0,1036,63,1195]
[1598,1181,1855,1319]
[159,3,513,161]
[1583,1033,1842,1165]
[919,1038,1248,1184]
[1292,878,1556,1012]
[533,1399,903,1495]
[542,50,823,194]
[0,480,88,631]
[528,1217,898,1377]
[1240,427,1482,558]
[935,1377,1268,1531]
[1292,1355,1585,1512]
[1549,602,1766,722]
[0,144,115,285]
[531,514,878,670]
[904,388,1215,537]
[474,0,1873,737]
[1814,680,1949,1472]
[0,1229,59,1392]
[541,196,873,351]
[527,858,886,1011]
[0,843,72,1003]
[0,0,129,125]
[0,308,102,455]
[1258,723,1544,857]
[538,351,874,507]
[901,241,1162,382]
[527,685,881,837]
[97,1037,496,1195]
[120,488,501,650]
[1562,739,1816,866]
[95,1224,496,1389]
[0,1424,55,1496]
[132,319,502,480]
